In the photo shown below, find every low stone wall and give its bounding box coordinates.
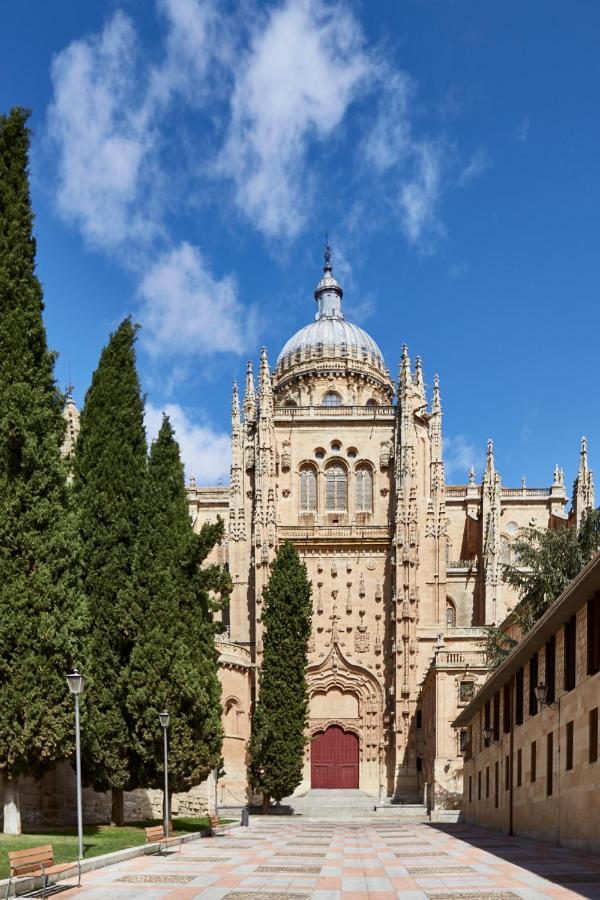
[1,764,216,828]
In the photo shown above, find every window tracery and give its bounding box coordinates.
[355,466,373,512]
[300,466,317,511]
[325,463,347,511]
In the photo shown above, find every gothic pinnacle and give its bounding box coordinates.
[432,374,441,414]
[486,438,495,473]
[414,356,425,402]
[231,381,240,425]
[399,344,412,392]
[244,360,256,421]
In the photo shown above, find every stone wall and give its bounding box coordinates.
[1,764,217,830]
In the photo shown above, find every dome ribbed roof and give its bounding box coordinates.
[276,243,386,375]
[277,318,384,368]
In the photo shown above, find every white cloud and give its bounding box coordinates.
[219,0,371,239]
[361,75,445,249]
[362,72,413,172]
[146,402,230,483]
[399,142,444,248]
[457,148,491,186]
[138,242,252,358]
[47,12,153,249]
[444,434,484,482]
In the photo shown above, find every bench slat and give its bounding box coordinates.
[9,845,53,863]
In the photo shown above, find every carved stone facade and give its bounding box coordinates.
[187,249,596,804]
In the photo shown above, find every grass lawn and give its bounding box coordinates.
[0,816,212,880]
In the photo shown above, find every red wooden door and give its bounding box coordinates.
[311,726,359,788]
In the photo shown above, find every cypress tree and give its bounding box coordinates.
[248,541,312,810]
[73,317,146,824]
[127,417,225,810]
[0,108,85,834]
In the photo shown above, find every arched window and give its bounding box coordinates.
[446,598,456,628]
[325,464,347,511]
[322,391,342,407]
[366,398,378,407]
[445,538,452,564]
[299,466,317,512]
[284,398,297,408]
[355,466,373,512]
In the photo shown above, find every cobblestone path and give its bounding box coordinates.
[61,818,600,899]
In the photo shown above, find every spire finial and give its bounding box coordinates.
[486,438,495,473]
[323,232,332,271]
[232,381,240,425]
[469,465,475,484]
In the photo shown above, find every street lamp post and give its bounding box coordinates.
[66,671,85,862]
[159,711,170,838]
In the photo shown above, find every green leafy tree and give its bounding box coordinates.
[0,108,85,834]
[248,542,312,810]
[126,417,226,811]
[486,508,600,668]
[73,318,146,824]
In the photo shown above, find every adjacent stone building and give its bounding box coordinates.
[185,246,594,809]
[454,552,600,853]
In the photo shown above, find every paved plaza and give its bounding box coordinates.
[58,818,600,899]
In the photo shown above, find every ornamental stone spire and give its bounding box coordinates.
[572,436,595,526]
[243,360,256,422]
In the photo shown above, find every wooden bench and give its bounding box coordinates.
[144,825,182,855]
[6,845,80,899]
[208,814,231,836]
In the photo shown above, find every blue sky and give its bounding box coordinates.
[2,0,599,493]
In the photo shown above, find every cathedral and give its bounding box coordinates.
[59,246,595,816]
[185,245,595,812]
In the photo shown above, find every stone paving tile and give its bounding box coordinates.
[58,819,600,898]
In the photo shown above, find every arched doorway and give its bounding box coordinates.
[311,725,359,788]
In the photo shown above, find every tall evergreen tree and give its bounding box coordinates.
[485,508,600,667]
[73,317,146,824]
[126,417,225,806]
[248,542,312,810]
[0,108,85,834]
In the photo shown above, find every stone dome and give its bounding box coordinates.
[275,244,388,380]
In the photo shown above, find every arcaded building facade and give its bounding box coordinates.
[186,248,595,808]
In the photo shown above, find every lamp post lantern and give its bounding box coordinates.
[66,670,85,861]
[159,711,170,838]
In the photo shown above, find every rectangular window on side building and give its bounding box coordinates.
[469,775,472,803]
[564,615,577,691]
[505,754,510,790]
[529,653,539,716]
[493,692,500,741]
[478,771,481,800]
[517,748,522,786]
[486,766,490,799]
[547,731,554,796]
[516,668,524,725]
[503,683,511,734]
[588,592,600,676]
[566,720,574,771]
[531,741,536,782]
[494,761,499,808]
[589,708,598,764]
